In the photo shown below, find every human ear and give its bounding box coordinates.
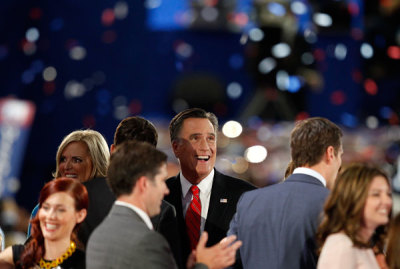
[110,144,115,154]
[172,140,180,156]
[326,146,335,162]
[76,209,87,224]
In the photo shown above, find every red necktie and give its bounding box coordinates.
[186,185,201,250]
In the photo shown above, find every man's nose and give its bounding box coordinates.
[198,137,209,150]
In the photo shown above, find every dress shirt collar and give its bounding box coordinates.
[293,167,327,187]
[180,169,214,198]
[115,200,154,230]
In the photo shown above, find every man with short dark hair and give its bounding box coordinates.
[86,141,242,269]
[228,117,344,269]
[165,108,256,263]
[80,117,181,268]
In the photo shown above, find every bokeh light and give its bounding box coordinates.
[69,46,87,61]
[291,1,307,15]
[42,66,57,82]
[271,43,291,58]
[226,82,243,99]
[26,28,40,43]
[366,116,379,129]
[245,145,268,163]
[102,8,115,26]
[64,81,86,99]
[201,7,219,22]
[360,43,374,59]
[364,79,378,95]
[249,28,264,42]
[114,1,129,20]
[313,13,332,27]
[258,57,276,74]
[268,2,286,17]
[387,46,400,60]
[334,43,347,60]
[222,121,243,138]
[331,90,346,105]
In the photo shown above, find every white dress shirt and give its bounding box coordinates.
[180,169,214,232]
[293,167,327,187]
[115,200,154,230]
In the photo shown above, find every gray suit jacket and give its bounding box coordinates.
[228,173,330,269]
[86,204,207,269]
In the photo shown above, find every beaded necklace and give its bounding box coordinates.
[39,241,76,269]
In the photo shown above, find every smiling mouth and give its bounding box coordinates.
[378,209,389,214]
[65,174,77,178]
[45,223,58,230]
[196,155,210,161]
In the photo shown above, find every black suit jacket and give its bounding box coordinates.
[164,169,256,262]
[80,177,183,268]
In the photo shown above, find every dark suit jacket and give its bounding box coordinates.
[164,169,256,262]
[228,173,330,269]
[80,178,182,268]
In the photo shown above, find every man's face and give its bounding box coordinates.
[172,118,217,184]
[145,163,169,217]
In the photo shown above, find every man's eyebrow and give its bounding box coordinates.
[189,132,215,138]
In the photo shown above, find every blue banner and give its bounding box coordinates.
[0,98,35,198]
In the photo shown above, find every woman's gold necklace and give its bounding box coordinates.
[39,241,76,269]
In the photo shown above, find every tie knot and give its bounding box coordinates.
[190,185,199,196]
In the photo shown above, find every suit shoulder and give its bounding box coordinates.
[166,175,179,187]
[83,177,108,190]
[216,171,256,191]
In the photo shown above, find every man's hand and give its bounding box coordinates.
[191,232,242,269]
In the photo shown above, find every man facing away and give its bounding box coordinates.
[80,116,182,267]
[86,141,242,269]
[164,108,256,263]
[228,117,343,269]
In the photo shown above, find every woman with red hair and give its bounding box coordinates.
[0,177,88,269]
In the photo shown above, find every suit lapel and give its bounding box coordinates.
[167,176,184,218]
[204,171,230,246]
[166,175,191,258]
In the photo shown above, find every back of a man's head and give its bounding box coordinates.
[290,117,342,168]
[114,116,158,147]
[107,140,167,197]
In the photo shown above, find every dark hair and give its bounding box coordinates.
[114,116,158,147]
[19,178,88,269]
[316,163,391,254]
[387,213,400,269]
[169,108,218,142]
[286,117,342,175]
[107,141,167,197]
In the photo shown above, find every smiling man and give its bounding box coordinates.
[86,141,242,269]
[164,108,256,263]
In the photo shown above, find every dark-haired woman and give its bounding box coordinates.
[316,163,392,269]
[0,178,88,269]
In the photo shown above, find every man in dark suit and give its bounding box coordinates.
[228,117,344,269]
[80,116,182,267]
[87,141,242,269]
[164,108,256,262]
